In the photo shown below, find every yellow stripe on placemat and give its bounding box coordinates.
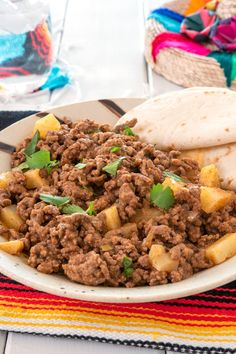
[0,307,235,337]
[0,301,235,326]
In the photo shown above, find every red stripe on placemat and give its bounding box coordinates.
[0,280,236,323]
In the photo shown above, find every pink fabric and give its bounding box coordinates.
[211,16,236,52]
[151,32,211,62]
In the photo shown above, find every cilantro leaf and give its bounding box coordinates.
[110,146,121,153]
[150,183,175,210]
[75,162,87,169]
[62,204,86,214]
[39,194,70,207]
[163,171,186,183]
[24,130,40,156]
[86,201,96,216]
[62,201,96,215]
[122,256,133,278]
[16,150,58,173]
[124,126,135,136]
[26,150,51,169]
[16,162,30,170]
[102,157,126,177]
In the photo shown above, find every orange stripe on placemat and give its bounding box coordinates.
[0,303,236,328]
[0,303,235,328]
[1,302,235,325]
[0,289,236,318]
[0,300,236,331]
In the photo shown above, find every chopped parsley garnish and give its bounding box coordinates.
[86,201,96,216]
[150,183,175,210]
[17,150,58,173]
[39,194,70,207]
[124,126,135,136]
[62,204,86,215]
[163,171,186,183]
[122,256,133,278]
[110,146,121,154]
[75,162,87,169]
[24,130,40,156]
[102,157,126,177]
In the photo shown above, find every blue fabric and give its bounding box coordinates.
[0,33,26,64]
[148,8,185,33]
[40,65,70,91]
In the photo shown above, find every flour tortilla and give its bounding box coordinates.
[116,87,236,190]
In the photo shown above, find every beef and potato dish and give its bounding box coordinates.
[0,113,235,287]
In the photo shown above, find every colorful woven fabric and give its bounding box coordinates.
[0,274,235,353]
[148,4,236,89]
[208,51,233,86]
[231,53,236,81]
[148,8,185,33]
[184,0,212,16]
[0,18,53,79]
[181,9,218,41]
[151,32,211,62]
[210,16,236,51]
[205,0,221,11]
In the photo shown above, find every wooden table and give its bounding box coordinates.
[0,0,182,353]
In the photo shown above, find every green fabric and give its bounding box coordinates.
[231,53,236,82]
[208,51,233,87]
[187,14,205,31]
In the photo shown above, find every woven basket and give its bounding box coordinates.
[145,0,236,89]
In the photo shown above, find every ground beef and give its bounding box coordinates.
[63,251,110,285]
[2,117,234,287]
[0,189,11,208]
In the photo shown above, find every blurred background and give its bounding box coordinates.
[0,0,180,111]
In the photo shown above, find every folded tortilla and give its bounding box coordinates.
[116,87,236,190]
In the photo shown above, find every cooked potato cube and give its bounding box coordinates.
[0,205,23,231]
[206,233,236,265]
[25,169,48,189]
[0,171,15,189]
[101,244,113,252]
[149,244,179,272]
[33,113,61,139]
[200,164,220,188]
[180,149,205,168]
[162,177,186,195]
[103,205,121,231]
[200,186,232,213]
[131,208,161,223]
[0,239,24,255]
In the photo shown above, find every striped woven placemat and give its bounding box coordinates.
[0,274,235,354]
[0,111,235,354]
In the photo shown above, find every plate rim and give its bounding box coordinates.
[0,96,235,303]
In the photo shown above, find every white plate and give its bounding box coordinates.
[0,97,235,303]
